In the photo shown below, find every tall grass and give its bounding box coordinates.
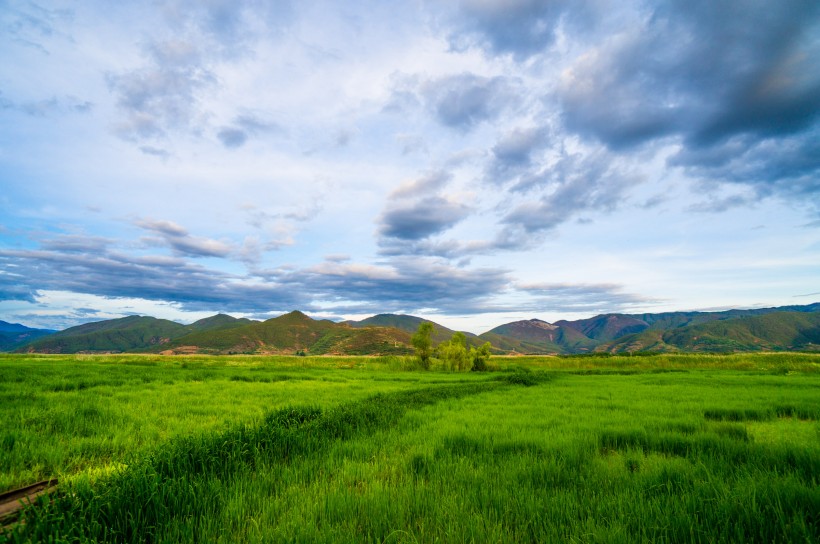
[1,353,818,543]
[155,370,816,543]
[4,382,497,542]
[506,351,820,372]
[0,354,482,493]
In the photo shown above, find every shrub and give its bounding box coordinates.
[470,342,492,372]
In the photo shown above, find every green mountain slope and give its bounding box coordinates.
[480,319,597,354]
[19,314,256,354]
[159,311,413,355]
[485,304,820,354]
[599,311,820,353]
[12,302,820,355]
[347,314,483,346]
[635,302,820,331]
[20,316,190,353]
[555,314,649,342]
[154,311,332,353]
[307,326,413,356]
[476,331,553,354]
[189,314,257,332]
[346,314,429,332]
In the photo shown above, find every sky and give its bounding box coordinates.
[1,0,819,334]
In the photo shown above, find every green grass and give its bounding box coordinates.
[2,353,818,543]
[182,370,817,543]
[507,351,820,372]
[0,353,471,493]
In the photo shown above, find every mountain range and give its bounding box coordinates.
[5,302,819,355]
[0,321,56,352]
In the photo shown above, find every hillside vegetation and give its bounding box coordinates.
[347,314,485,347]
[600,311,820,353]
[10,303,820,355]
[480,319,598,353]
[21,316,191,353]
[155,311,413,355]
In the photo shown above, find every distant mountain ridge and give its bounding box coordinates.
[479,319,597,354]
[555,314,649,343]
[23,316,194,354]
[18,311,415,356]
[0,320,55,352]
[478,304,820,354]
[148,311,416,356]
[7,302,819,354]
[599,310,820,353]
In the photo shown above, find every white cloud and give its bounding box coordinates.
[0,0,818,332]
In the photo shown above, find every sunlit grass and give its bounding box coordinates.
[0,354,481,492]
[187,370,818,543]
[501,351,820,372]
[2,353,818,542]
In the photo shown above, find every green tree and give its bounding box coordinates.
[439,331,470,371]
[411,322,434,369]
[470,342,492,371]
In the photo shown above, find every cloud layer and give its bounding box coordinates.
[1,0,818,331]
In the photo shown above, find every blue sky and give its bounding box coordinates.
[1,0,819,333]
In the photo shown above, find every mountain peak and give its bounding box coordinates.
[277,310,313,322]
[528,319,556,330]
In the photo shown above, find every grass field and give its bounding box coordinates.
[0,354,474,493]
[1,353,818,542]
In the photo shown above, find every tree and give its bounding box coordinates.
[411,322,434,369]
[439,331,470,371]
[470,342,492,371]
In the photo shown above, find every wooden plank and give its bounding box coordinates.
[0,479,58,526]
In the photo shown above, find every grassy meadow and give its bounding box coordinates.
[0,353,472,493]
[1,353,818,542]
